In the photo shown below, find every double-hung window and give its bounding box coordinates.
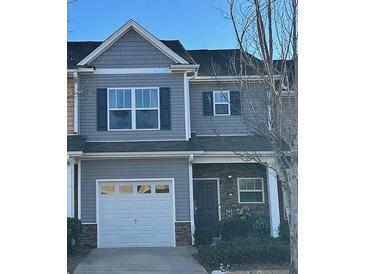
[213,90,230,115]
[108,88,159,130]
[237,178,264,203]
[135,88,159,129]
[108,89,132,129]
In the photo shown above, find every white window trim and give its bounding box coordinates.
[107,87,160,131]
[213,90,231,116]
[237,177,265,204]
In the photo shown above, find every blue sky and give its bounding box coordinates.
[67,0,237,50]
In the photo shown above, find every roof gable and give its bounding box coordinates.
[77,20,188,66]
[89,29,175,68]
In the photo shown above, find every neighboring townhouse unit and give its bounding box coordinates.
[67,20,286,248]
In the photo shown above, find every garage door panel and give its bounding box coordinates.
[99,216,120,227]
[117,200,135,210]
[98,181,174,248]
[99,200,118,210]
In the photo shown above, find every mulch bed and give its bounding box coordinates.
[67,247,93,274]
[193,253,289,273]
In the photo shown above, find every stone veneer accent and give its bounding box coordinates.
[81,224,97,248]
[81,223,191,247]
[175,222,192,246]
[193,163,270,219]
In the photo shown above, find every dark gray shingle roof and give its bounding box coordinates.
[67,40,194,69]
[83,138,201,153]
[67,135,282,153]
[67,135,87,151]
[195,136,275,152]
[186,49,262,76]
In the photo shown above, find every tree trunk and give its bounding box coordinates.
[289,175,298,274]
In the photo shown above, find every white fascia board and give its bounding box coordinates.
[67,69,77,76]
[170,64,200,72]
[81,151,203,159]
[194,154,275,164]
[202,151,275,156]
[191,75,281,82]
[67,151,83,157]
[93,68,171,74]
[77,20,188,66]
[77,67,94,73]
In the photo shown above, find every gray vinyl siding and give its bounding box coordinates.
[90,29,174,68]
[80,158,190,223]
[78,73,186,141]
[189,82,268,136]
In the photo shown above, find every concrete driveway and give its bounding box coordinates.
[74,247,208,274]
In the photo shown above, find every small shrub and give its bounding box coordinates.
[194,229,213,246]
[197,237,289,268]
[249,215,270,236]
[233,207,252,220]
[67,217,83,256]
[219,219,250,240]
[278,221,290,242]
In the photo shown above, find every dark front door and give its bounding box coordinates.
[193,179,219,237]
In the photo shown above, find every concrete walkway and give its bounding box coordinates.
[74,247,208,274]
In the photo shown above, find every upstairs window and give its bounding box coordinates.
[213,90,230,115]
[108,89,132,129]
[107,88,159,130]
[135,89,159,129]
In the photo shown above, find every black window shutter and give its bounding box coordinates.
[203,92,213,116]
[96,88,108,131]
[159,87,171,130]
[230,91,241,115]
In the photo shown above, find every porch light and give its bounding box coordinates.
[228,175,232,178]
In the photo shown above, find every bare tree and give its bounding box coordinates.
[212,0,298,273]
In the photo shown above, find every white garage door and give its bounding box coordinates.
[97,180,174,248]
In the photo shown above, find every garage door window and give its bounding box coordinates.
[100,185,115,195]
[156,185,169,193]
[119,185,133,193]
[137,185,151,194]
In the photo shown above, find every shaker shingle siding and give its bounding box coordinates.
[67,76,74,134]
[90,29,175,68]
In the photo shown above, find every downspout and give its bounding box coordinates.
[188,154,195,244]
[184,70,198,140]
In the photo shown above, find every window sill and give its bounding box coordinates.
[108,128,160,131]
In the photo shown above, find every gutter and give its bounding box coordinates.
[78,150,204,159]
[191,75,281,82]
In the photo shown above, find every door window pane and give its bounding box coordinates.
[136,110,158,129]
[137,185,151,194]
[101,185,115,195]
[156,185,169,193]
[109,110,132,129]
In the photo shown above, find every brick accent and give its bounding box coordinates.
[81,224,97,248]
[193,163,270,219]
[67,76,74,134]
[175,222,192,246]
